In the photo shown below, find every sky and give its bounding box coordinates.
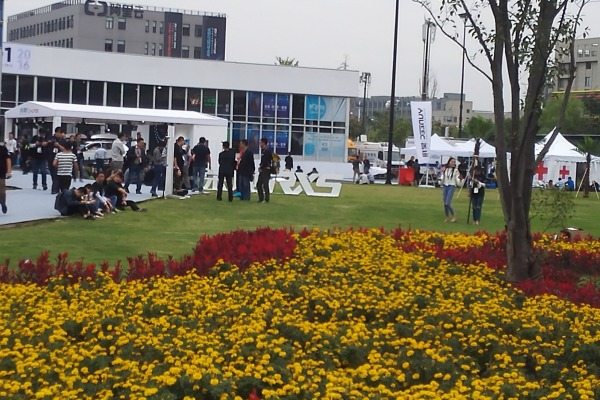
[6,0,600,111]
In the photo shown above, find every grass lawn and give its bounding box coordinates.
[1,184,599,266]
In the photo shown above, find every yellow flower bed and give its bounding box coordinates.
[0,229,599,399]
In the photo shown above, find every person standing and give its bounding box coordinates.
[30,132,49,190]
[363,156,371,175]
[217,141,236,202]
[257,137,273,203]
[6,133,18,168]
[110,132,127,172]
[192,137,210,193]
[284,152,294,171]
[237,139,255,201]
[53,142,79,193]
[94,145,108,175]
[74,133,85,181]
[150,141,167,197]
[413,159,420,186]
[191,137,211,193]
[173,136,186,193]
[470,164,486,225]
[352,157,360,183]
[124,138,146,194]
[441,157,463,223]
[0,142,12,214]
[48,127,67,194]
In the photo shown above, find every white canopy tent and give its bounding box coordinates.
[401,134,458,162]
[5,102,228,196]
[532,130,586,184]
[534,130,586,163]
[452,138,497,158]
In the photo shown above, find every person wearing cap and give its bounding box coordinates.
[217,141,236,202]
[191,137,211,193]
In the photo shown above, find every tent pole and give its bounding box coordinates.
[575,167,587,198]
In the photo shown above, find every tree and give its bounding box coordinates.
[463,116,496,141]
[539,95,584,134]
[414,0,588,281]
[349,116,363,140]
[577,136,600,198]
[275,57,299,67]
[366,111,411,145]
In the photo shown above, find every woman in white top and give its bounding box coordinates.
[441,157,463,222]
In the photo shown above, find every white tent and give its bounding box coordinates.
[5,101,229,196]
[401,134,457,160]
[533,130,586,184]
[452,138,497,158]
[534,130,586,163]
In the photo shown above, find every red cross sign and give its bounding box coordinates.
[559,165,570,179]
[536,162,548,180]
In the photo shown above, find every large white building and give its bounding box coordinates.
[1,43,358,162]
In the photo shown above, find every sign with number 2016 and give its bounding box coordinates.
[3,44,33,74]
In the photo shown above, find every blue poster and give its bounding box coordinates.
[247,123,260,153]
[276,129,289,155]
[305,95,326,121]
[263,93,276,118]
[262,129,275,147]
[277,94,290,120]
[304,132,318,157]
[248,92,261,117]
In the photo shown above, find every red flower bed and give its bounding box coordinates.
[391,228,600,308]
[0,228,296,285]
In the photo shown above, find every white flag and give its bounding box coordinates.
[411,101,432,162]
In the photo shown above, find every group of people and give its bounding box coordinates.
[440,157,487,225]
[351,156,374,184]
[54,169,144,219]
[25,128,86,194]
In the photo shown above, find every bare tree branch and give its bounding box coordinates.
[412,0,493,82]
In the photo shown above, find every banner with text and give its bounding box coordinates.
[410,101,432,162]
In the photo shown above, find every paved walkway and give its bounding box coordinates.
[0,169,153,226]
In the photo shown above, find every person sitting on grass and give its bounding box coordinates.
[104,170,145,212]
[90,172,113,215]
[54,186,97,219]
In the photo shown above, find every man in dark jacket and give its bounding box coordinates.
[257,137,273,203]
[237,139,255,201]
[54,187,95,218]
[217,141,236,202]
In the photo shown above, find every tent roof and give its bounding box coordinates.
[5,101,228,126]
[535,129,585,162]
[452,138,496,158]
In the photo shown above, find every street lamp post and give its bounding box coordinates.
[360,72,371,139]
[458,13,468,138]
[386,0,400,185]
[421,19,436,101]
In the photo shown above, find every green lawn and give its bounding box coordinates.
[1,184,599,266]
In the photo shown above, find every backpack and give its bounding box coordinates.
[271,153,281,175]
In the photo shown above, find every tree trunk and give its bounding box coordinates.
[505,218,538,282]
[584,153,590,198]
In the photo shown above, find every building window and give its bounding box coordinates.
[89,81,104,105]
[578,49,584,57]
[585,76,592,87]
[195,24,203,37]
[151,43,156,56]
[145,20,150,33]
[144,42,149,55]
[72,80,87,105]
[193,47,202,59]
[106,17,114,29]
[181,46,190,58]
[158,44,163,56]
[118,18,127,30]
[117,40,126,53]
[182,24,190,36]
[152,21,157,33]
[105,39,113,52]
[159,22,164,34]
[586,62,592,70]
